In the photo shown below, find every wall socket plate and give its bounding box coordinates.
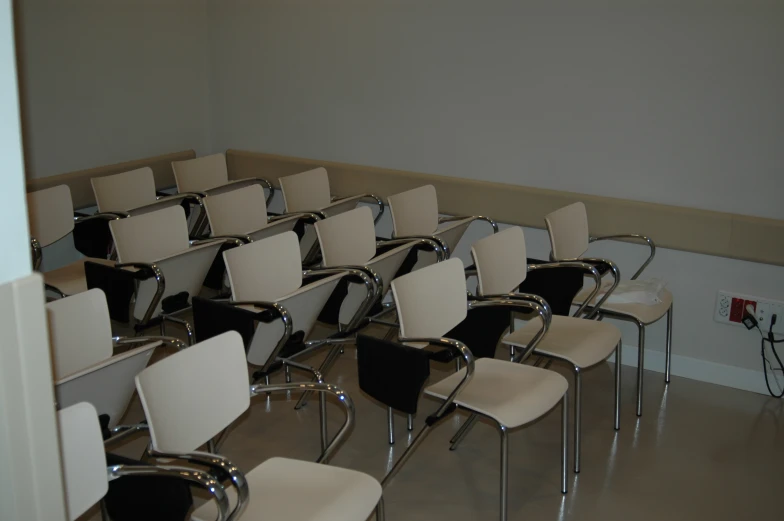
[714,291,784,333]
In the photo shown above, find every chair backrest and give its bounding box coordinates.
[391,257,467,339]
[58,402,108,521]
[315,206,376,267]
[47,289,113,380]
[223,231,303,301]
[387,185,439,238]
[545,202,590,260]
[27,184,75,247]
[471,226,528,296]
[172,153,229,194]
[203,184,268,237]
[91,167,157,213]
[279,167,332,213]
[110,205,190,262]
[135,331,250,454]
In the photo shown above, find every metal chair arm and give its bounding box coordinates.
[376,237,446,262]
[147,450,248,521]
[113,335,188,351]
[229,300,293,373]
[438,214,499,234]
[249,382,355,463]
[590,234,655,280]
[303,266,380,331]
[332,193,386,224]
[115,262,165,325]
[30,237,42,271]
[397,336,475,418]
[74,211,128,222]
[107,463,231,521]
[468,295,552,362]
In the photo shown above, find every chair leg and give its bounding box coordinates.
[499,424,509,521]
[665,303,673,384]
[510,345,515,362]
[388,407,395,445]
[376,497,385,521]
[450,414,478,451]
[614,341,622,431]
[319,392,328,452]
[285,363,292,383]
[561,393,568,494]
[573,367,582,474]
[407,414,414,431]
[455,357,461,371]
[636,320,645,417]
[295,344,341,410]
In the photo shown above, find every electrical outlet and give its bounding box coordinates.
[714,291,784,333]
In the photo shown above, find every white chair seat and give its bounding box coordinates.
[576,283,673,325]
[192,457,382,521]
[44,258,115,296]
[425,358,568,428]
[503,315,621,368]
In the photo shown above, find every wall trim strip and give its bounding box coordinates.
[227,149,784,267]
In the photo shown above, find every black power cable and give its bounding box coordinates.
[761,314,784,398]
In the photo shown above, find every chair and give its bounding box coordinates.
[471,226,622,473]
[374,258,567,521]
[134,330,384,521]
[172,152,275,203]
[58,402,230,521]
[545,202,674,416]
[84,205,227,340]
[202,184,311,244]
[386,184,498,261]
[48,288,186,429]
[192,231,377,451]
[279,166,385,221]
[27,184,119,297]
[315,205,445,325]
[91,166,204,223]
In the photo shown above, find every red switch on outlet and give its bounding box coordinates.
[730,298,745,323]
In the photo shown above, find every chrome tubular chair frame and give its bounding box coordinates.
[107,463,231,521]
[590,234,656,280]
[438,214,500,234]
[30,237,43,271]
[331,192,386,224]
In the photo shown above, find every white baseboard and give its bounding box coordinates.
[608,345,772,396]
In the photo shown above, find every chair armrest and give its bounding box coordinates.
[147,450,248,521]
[103,423,149,447]
[389,234,450,260]
[107,463,231,521]
[396,337,475,419]
[113,335,188,351]
[303,266,380,331]
[268,212,322,227]
[74,211,129,222]
[468,294,552,362]
[579,257,621,319]
[115,262,165,324]
[249,382,355,463]
[590,234,656,280]
[438,214,499,234]
[376,237,447,262]
[211,177,275,206]
[526,261,602,317]
[330,193,385,224]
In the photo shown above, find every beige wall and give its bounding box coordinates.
[18,0,210,179]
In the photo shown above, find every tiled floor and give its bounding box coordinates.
[103,337,784,521]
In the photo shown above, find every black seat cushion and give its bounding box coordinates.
[445,305,512,360]
[518,258,585,317]
[356,335,430,414]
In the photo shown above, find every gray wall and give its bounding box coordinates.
[19,0,210,178]
[209,0,784,220]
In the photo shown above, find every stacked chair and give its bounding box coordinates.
[172,152,275,204]
[544,202,674,416]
